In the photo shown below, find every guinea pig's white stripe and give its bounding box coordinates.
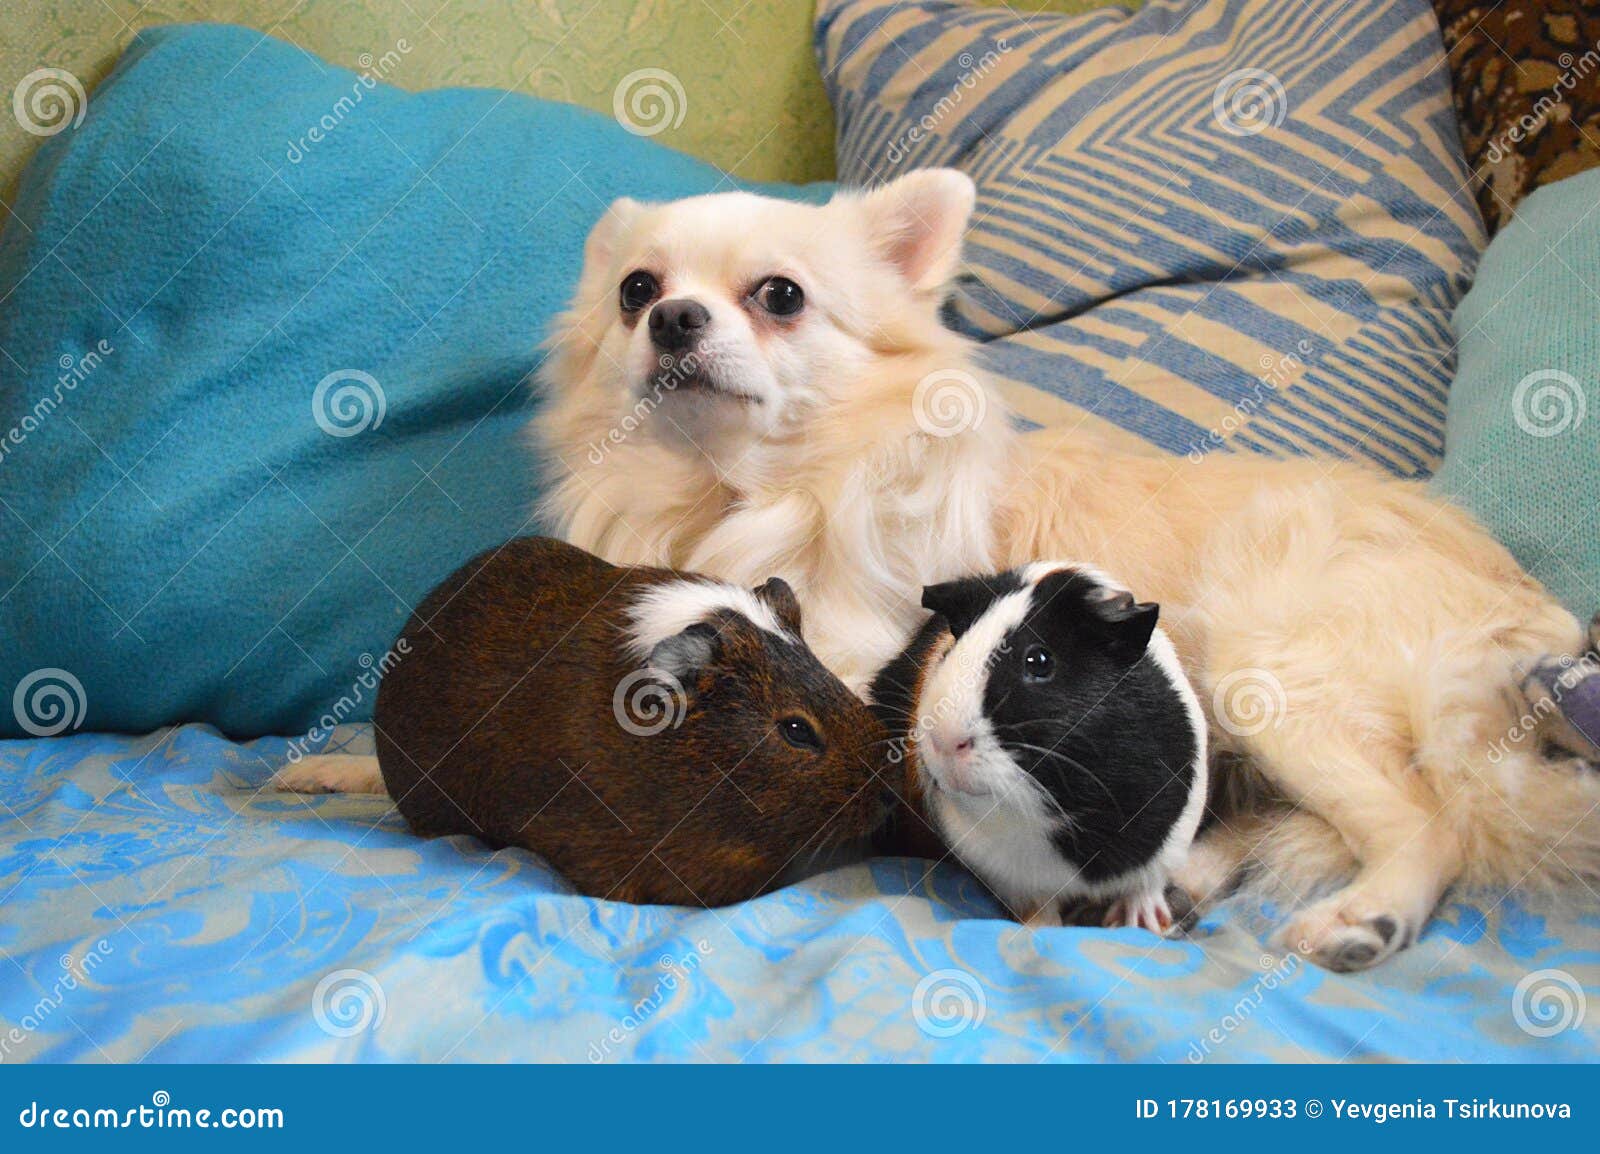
[921,586,1033,722]
[1143,628,1209,873]
[624,579,795,662]
[914,585,1035,801]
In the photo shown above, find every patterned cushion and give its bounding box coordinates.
[817,0,1483,477]
[1429,0,1600,235]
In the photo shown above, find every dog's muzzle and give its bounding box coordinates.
[649,299,709,353]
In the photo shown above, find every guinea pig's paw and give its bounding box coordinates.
[1103,888,1174,936]
[1278,895,1410,973]
[1020,900,1064,929]
[272,754,387,795]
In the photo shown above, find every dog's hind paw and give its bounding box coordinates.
[1279,898,1411,972]
[1521,638,1600,761]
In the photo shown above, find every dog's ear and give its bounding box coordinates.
[856,169,976,293]
[584,197,640,269]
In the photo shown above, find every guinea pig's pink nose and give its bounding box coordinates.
[928,728,976,759]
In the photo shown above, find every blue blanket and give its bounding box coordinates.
[2,727,1595,1061]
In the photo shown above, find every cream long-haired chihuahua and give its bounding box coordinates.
[533,168,1600,971]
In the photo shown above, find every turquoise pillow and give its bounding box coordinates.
[1433,169,1600,618]
[817,0,1480,476]
[0,25,822,738]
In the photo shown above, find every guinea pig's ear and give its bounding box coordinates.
[647,621,718,683]
[921,576,1001,638]
[1093,591,1160,664]
[752,577,803,636]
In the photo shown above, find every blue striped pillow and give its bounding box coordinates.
[816,0,1482,477]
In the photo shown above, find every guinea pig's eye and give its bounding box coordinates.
[1022,644,1055,683]
[778,716,823,752]
[620,270,660,313]
[756,276,805,317]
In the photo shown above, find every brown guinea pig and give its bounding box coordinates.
[374,536,890,907]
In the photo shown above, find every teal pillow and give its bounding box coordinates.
[1433,169,1600,618]
[817,0,1480,476]
[0,25,823,738]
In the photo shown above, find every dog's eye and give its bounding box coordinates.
[757,277,805,317]
[1022,645,1055,683]
[620,271,660,313]
[778,716,823,752]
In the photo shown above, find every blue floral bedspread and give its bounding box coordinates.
[2,725,1596,1062]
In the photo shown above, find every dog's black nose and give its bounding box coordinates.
[648,299,710,351]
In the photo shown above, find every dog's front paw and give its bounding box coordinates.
[1279,897,1412,972]
[1162,883,1200,934]
[273,754,386,795]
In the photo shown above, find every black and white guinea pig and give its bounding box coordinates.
[869,562,1208,933]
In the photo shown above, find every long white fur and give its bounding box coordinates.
[537,169,1600,968]
[536,171,1004,692]
[623,578,795,662]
